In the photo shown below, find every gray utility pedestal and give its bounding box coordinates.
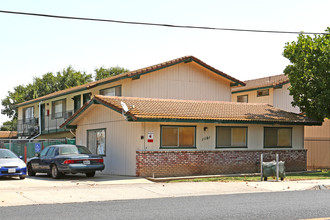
[262,161,285,181]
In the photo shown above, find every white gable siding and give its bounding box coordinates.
[130,62,232,101]
[75,105,143,176]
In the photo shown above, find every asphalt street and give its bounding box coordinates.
[0,190,329,220]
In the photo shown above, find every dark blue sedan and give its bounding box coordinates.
[27,144,105,179]
[0,149,27,179]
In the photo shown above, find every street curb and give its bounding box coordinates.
[146,170,321,182]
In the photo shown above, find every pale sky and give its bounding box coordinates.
[0,0,329,125]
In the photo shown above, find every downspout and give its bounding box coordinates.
[30,101,42,140]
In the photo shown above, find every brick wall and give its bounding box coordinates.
[136,150,306,177]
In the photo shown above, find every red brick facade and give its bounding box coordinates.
[136,150,306,177]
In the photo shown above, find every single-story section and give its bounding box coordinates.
[61,95,321,177]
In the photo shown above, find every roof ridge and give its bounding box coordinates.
[17,55,244,107]
[96,95,272,106]
[243,73,286,83]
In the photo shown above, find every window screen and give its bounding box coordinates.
[161,126,195,148]
[264,127,292,147]
[87,129,106,155]
[217,127,247,147]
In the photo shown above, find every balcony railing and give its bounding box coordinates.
[17,110,73,137]
[17,118,39,137]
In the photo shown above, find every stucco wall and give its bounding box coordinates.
[232,88,274,105]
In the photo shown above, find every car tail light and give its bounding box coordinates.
[63,159,103,164]
[63,159,79,164]
[90,159,104,163]
[95,159,104,163]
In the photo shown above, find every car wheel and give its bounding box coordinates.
[51,164,62,179]
[85,171,95,177]
[27,164,36,176]
[19,175,26,180]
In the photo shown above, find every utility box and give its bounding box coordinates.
[262,161,285,181]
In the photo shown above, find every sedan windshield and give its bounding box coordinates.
[59,145,92,155]
[0,150,18,159]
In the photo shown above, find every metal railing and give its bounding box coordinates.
[17,110,74,137]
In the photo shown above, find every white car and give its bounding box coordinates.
[0,149,27,179]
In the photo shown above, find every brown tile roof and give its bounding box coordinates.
[232,74,289,92]
[0,131,17,139]
[61,95,321,127]
[17,56,245,107]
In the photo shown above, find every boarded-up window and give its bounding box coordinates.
[161,126,195,148]
[264,127,292,148]
[87,129,106,155]
[217,127,247,148]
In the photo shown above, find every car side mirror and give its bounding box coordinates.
[19,155,23,159]
[35,153,40,157]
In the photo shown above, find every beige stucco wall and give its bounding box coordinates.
[144,122,304,151]
[232,84,300,114]
[74,105,305,175]
[232,88,274,105]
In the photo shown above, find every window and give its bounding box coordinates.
[40,147,49,157]
[87,129,106,155]
[83,93,91,104]
[52,99,66,119]
[216,127,247,148]
[45,147,55,157]
[23,107,34,123]
[257,89,269,97]
[237,95,248,103]
[161,126,195,148]
[73,95,81,113]
[264,127,292,148]
[100,85,121,96]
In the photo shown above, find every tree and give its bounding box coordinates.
[94,66,129,81]
[283,27,330,121]
[0,119,17,131]
[1,67,93,123]
[1,65,129,131]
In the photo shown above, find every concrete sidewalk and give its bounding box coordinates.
[0,173,329,207]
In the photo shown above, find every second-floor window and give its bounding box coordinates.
[257,89,269,97]
[23,107,34,123]
[237,95,248,103]
[100,85,122,96]
[52,99,66,119]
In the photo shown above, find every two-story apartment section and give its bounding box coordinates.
[18,56,321,177]
[16,56,245,139]
[232,74,330,169]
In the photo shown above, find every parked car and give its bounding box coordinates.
[27,144,105,179]
[0,149,27,179]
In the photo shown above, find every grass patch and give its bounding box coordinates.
[167,170,330,183]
